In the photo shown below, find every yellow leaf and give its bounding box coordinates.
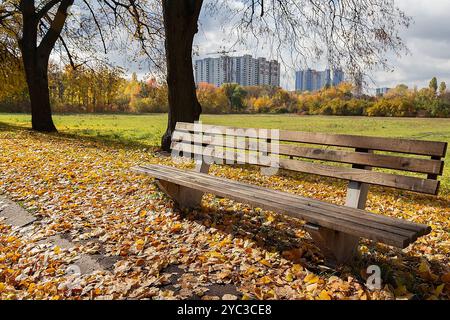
[171,223,182,233]
[54,246,61,254]
[218,238,231,247]
[244,267,257,275]
[285,273,294,282]
[135,239,145,247]
[304,273,319,284]
[318,290,331,300]
[27,283,36,293]
[418,260,430,274]
[259,259,272,268]
[6,236,15,243]
[140,210,147,218]
[418,260,438,281]
[207,251,224,259]
[292,264,303,274]
[94,288,102,295]
[435,283,445,296]
[259,276,272,284]
[0,283,5,293]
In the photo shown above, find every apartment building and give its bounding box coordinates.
[295,68,345,92]
[194,55,281,87]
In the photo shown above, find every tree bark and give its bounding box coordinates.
[19,0,56,132]
[161,0,203,151]
[25,57,56,132]
[18,0,73,132]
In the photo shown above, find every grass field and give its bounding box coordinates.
[1,113,450,190]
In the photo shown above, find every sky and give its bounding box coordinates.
[369,0,450,92]
[115,0,450,93]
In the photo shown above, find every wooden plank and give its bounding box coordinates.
[149,166,418,241]
[278,145,443,175]
[175,122,448,157]
[279,158,439,195]
[133,165,412,248]
[279,131,448,158]
[172,134,444,175]
[145,164,428,232]
[144,164,429,239]
[170,142,440,195]
[138,165,431,239]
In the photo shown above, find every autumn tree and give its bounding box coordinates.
[49,63,126,112]
[159,0,411,151]
[429,77,438,94]
[0,26,28,111]
[220,83,246,112]
[439,81,447,96]
[196,82,228,114]
[0,0,162,131]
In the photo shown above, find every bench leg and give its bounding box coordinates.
[304,168,369,267]
[305,223,359,267]
[156,180,205,210]
[155,161,210,210]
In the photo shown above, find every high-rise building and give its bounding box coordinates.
[295,68,344,92]
[194,55,280,87]
[332,69,344,87]
[376,87,391,96]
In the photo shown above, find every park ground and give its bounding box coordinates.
[0,114,449,300]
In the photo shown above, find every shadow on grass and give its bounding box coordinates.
[0,120,161,153]
[0,121,30,131]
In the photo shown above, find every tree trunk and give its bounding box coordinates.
[18,0,73,132]
[24,56,57,132]
[19,1,57,132]
[161,0,203,151]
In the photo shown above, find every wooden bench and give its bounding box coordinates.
[132,122,447,266]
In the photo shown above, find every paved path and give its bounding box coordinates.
[0,195,106,275]
[0,195,241,299]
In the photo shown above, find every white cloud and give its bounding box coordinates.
[371,0,450,91]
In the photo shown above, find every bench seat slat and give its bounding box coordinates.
[133,164,431,248]
[171,142,440,195]
[133,165,410,247]
[141,164,429,236]
[141,164,429,237]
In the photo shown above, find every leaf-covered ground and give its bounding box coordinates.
[0,127,449,300]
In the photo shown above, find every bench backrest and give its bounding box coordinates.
[171,122,447,196]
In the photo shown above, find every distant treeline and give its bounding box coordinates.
[1,62,449,117]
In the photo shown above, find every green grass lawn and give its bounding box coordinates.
[1,113,449,191]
